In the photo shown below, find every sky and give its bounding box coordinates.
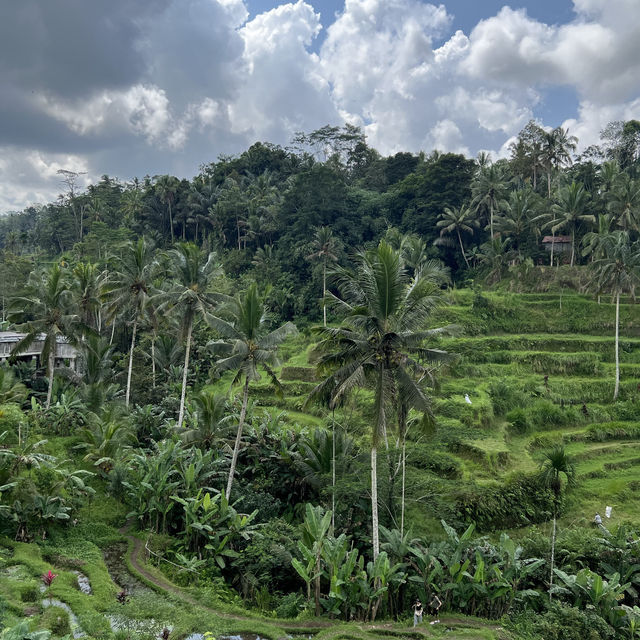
[1,0,639,213]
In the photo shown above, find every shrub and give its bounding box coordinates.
[0,403,24,443]
[506,408,531,435]
[274,591,305,618]
[41,606,71,637]
[406,445,462,479]
[488,380,530,416]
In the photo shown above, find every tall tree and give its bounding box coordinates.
[494,188,538,258]
[8,264,79,408]
[471,164,509,238]
[306,226,339,326]
[71,262,108,332]
[154,175,180,244]
[161,243,222,428]
[435,204,477,267]
[207,282,297,499]
[310,241,447,561]
[590,231,640,400]
[550,182,594,267]
[538,446,575,600]
[107,238,155,408]
[606,173,640,232]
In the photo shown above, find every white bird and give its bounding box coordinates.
[464,394,472,404]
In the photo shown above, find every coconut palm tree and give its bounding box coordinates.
[160,242,222,429]
[538,445,575,599]
[435,204,477,267]
[8,264,80,409]
[154,175,180,243]
[207,282,297,499]
[306,226,339,327]
[494,188,538,259]
[549,182,595,267]
[107,237,155,408]
[71,262,108,332]
[606,173,640,232]
[590,231,640,400]
[310,241,448,560]
[471,164,509,238]
[178,389,232,450]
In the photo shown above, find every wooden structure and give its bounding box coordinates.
[0,331,78,370]
[542,235,572,254]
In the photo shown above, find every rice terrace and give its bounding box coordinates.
[2,1,640,639]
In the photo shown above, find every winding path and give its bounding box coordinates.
[117,523,507,639]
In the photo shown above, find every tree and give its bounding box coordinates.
[590,231,640,400]
[161,243,222,428]
[207,282,297,499]
[538,446,575,600]
[310,241,448,560]
[154,175,180,243]
[179,390,232,450]
[107,237,155,408]
[606,173,640,232]
[71,262,107,333]
[494,188,538,258]
[550,182,594,267]
[8,264,80,409]
[471,164,509,238]
[306,226,339,326]
[435,204,477,267]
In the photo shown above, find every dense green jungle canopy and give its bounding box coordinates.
[2,120,640,640]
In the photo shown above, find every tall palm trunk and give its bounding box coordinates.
[457,228,470,268]
[570,228,575,267]
[489,203,494,238]
[125,319,137,408]
[168,201,175,244]
[227,377,250,499]
[151,336,156,388]
[614,291,620,400]
[549,506,557,600]
[400,437,406,537]
[331,409,335,532]
[46,348,55,409]
[371,444,380,560]
[177,319,193,429]
[323,258,327,327]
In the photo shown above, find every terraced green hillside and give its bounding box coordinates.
[241,289,640,538]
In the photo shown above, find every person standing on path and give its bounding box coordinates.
[413,600,423,627]
[429,594,442,624]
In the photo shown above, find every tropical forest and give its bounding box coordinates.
[2,119,640,640]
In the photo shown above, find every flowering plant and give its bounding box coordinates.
[42,570,57,588]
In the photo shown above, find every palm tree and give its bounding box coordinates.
[306,226,339,327]
[590,232,640,400]
[471,164,509,238]
[154,175,180,243]
[178,389,232,450]
[606,173,640,232]
[540,127,578,265]
[8,264,80,409]
[310,241,447,560]
[538,446,575,599]
[71,262,108,332]
[107,238,155,408]
[435,204,477,267]
[0,366,27,405]
[494,188,538,259]
[161,242,222,428]
[207,282,297,499]
[550,182,594,267]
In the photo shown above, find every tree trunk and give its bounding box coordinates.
[314,555,321,616]
[614,291,620,401]
[168,201,175,244]
[151,336,156,389]
[550,225,556,267]
[457,228,470,268]
[323,258,327,327]
[45,347,55,409]
[489,203,494,238]
[549,508,557,600]
[331,409,335,532]
[400,436,406,537]
[177,320,192,429]
[371,444,380,560]
[570,228,575,267]
[226,377,250,499]
[125,318,137,408]
[109,320,116,346]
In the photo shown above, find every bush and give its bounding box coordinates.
[274,591,305,618]
[506,408,531,435]
[19,583,39,602]
[488,380,530,416]
[509,602,614,640]
[42,606,71,637]
[406,445,462,479]
[528,400,577,430]
[0,403,24,443]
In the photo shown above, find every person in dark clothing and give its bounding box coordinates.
[413,600,423,627]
